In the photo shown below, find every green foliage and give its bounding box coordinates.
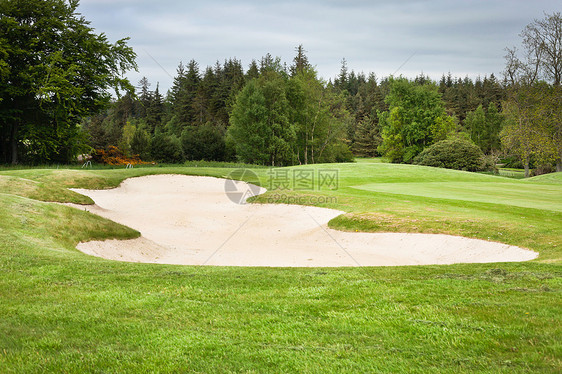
[501,83,558,177]
[181,124,226,161]
[0,0,137,164]
[167,58,245,134]
[465,103,504,153]
[118,121,136,156]
[378,78,455,163]
[318,141,355,163]
[130,127,151,160]
[150,133,183,163]
[228,74,296,166]
[228,66,353,166]
[78,48,519,169]
[288,68,352,164]
[414,137,486,171]
[352,116,381,157]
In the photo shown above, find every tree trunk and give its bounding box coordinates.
[524,162,530,178]
[557,159,562,172]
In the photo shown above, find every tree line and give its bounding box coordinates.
[85,49,356,166]
[82,52,511,168]
[1,1,560,176]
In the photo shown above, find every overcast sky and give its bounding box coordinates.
[78,0,560,93]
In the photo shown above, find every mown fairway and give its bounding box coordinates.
[0,161,560,373]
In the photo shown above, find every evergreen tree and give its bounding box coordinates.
[169,60,200,128]
[335,58,348,91]
[290,44,311,76]
[213,58,245,126]
[169,62,186,108]
[146,83,164,133]
[352,116,381,157]
[137,76,151,118]
[246,60,260,80]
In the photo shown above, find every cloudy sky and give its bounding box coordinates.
[78,0,559,93]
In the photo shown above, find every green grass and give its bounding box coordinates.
[0,161,561,373]
[352,181,562,212]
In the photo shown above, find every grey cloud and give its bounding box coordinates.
[78,0,561,92]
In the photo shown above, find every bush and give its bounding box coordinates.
[482,154,499,173]
[181,124,226,161]
[91,146,147,166]
[317,142,355,163]
[531,164,555,176]
[414,138,485,171]
[150,134,183,163]
[130,128,151,160]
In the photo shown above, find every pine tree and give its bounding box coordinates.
[290,44,311,76]
[169,62,186,110]
[146,83,164,133]
[137,76,151,118]
[170,59,200,128]
[246,60,260,80]
[352,116,381,157]
[335,58,348,91]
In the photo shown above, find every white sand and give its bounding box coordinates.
[69,174,538,267]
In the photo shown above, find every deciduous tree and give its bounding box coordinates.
[378,78,455,163]
[501,83,557,177]
[228,73,295,166]
[0,0,136,164]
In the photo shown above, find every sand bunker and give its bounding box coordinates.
[69,174,537,267]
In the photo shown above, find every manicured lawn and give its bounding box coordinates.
[352,182,562,212]
[0,161,560,373]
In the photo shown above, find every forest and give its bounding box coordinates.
[1,1,561,177]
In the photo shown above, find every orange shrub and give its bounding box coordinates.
[92,146,150,166]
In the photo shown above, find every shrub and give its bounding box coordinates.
[130,128,151,160]
[482,154,499,173]
[150,134,183,163]
[92,146,147,166]
[414,138,485,171]
[531,164,555,176]
[318,142,355,163]
[181,124,226,161]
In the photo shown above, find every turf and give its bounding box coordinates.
[351,182,562,212]
[0,161,560,373]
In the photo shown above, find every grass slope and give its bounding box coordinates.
[0,162,561,373]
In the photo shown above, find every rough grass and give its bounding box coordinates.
[0,162,561,373]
